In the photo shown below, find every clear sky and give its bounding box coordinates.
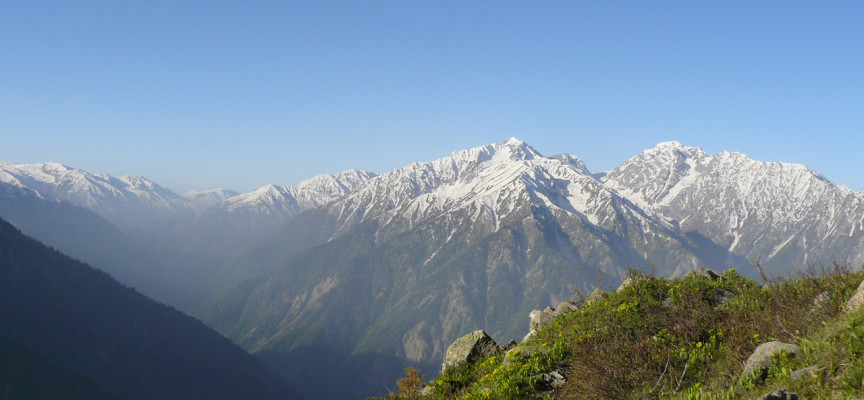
[2,1,862,193]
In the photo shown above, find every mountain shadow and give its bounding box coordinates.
[0,217,303,400]
[0,183,213,310]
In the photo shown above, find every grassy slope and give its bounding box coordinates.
[381,264,864,399]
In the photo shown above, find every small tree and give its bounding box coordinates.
[388,367,424,399]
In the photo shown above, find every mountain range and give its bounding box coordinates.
[2,139,862,399]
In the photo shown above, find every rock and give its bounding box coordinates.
[661,296,674,309]
[505,339,517,349]
[529,309,555,330]
[521,330,537,343]
[616,276,636,292]
[553,301,580,316]
[789,365,821,382]
[685,268,721,280]
[420,386,433,396]
[547,370,566,388]
[755,388,798,400]
[843,279,864,312]
[743,341,801,376]
[534,370,566,389]
[812,291,832,309]
[587,287,604,303]
[503,345,543,365]
[715,289,735,306]
[441,330,502,372]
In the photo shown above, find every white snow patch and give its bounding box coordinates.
[656,158,699,206]
[768,234,796,259]
[729,232,741,252]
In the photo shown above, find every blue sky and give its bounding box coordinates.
[2,1,862,193]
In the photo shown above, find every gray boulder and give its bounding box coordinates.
[529,301,580,332]
[616,276,636,292]
[843,279,864,312]
[529,309,555,330]
[743,341,801,376]
[553,301,580,317]
[755,389,798,400]
[441,330,502,372]
[521,330,537,343]
[587,287,604,303]
[535,370,566,389]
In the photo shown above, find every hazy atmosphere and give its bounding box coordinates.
[3,2,862,192]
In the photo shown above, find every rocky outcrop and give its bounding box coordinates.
[685,268,721,280]
[843,279,864,312]
[755,388,799,400]
[529,301,581,331]
[441,330,502,372]
[743,341,801,377]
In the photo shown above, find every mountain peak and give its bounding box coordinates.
[503,137,526,146]
[39,162,74,171]
[649,141,707,154]
[654,141,684,149]
[494,137,541,161]
[254,183,281,194]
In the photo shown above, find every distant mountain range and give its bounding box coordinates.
[2,139,863,399]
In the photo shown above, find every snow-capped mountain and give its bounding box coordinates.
[0,162,193,228]
[183,188,240,211]
[324,138,687,253]
[221,169,377,219]
[134,169,378,257]
[202,138,745,396]
[603,141,864,271]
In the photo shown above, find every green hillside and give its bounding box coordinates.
[382,264,864,399]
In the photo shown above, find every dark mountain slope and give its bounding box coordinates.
[0,334,115,400]
[0,181,213,310]
[0,217,302,400]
